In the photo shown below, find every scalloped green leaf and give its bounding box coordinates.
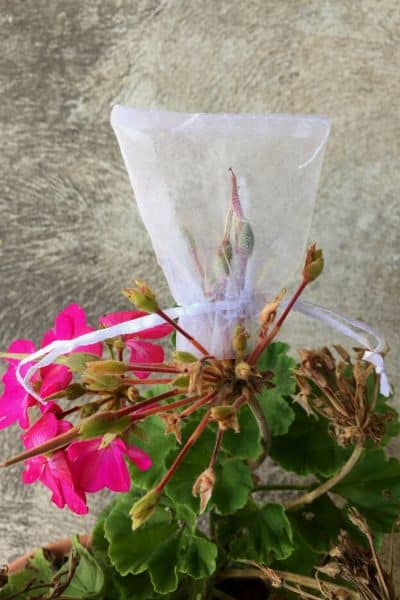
[288,495,344,554]
[257,342,296,395]
[104,491,177,579]
[60,535,104,599]
[219,502,294,563]
[211,458,253,515]
[178,536,217,579]
[222,405,262,459]
[270,404,350,477]
[334,448,400,534]
[0,549,53,599]
[257,389,295,436]
[129,415,178,489]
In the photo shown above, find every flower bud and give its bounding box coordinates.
[192,467,216,513]
[215,239,233,275]
[79,412,131,439]
[79,402,100,418]
[237,221,254,256]
[211,405,239,432]
[259,289,286,331]
[303,243,324,282]
[235,361,251,381]
[129,489,160,530]
[85,360,127,376]
[172,351,198,364]
[123,280,159,313]
[232,324,249,358]
[85,375,121,392]
[162,413,182,444]
[127,386,139,403]
[171,374,190,389]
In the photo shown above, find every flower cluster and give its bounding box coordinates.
[0,305,172,513]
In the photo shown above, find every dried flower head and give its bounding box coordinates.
[295,346,393,447]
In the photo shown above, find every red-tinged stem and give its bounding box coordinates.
[155,410,211,493]
[117,395,199,420]
[248,278,308,365]
[126,364,181,374]
[128,388,182,413]
[180,389,217,418]
[122,377,174,385]
[209,429,224,469]
[1,427,79,467]
[156,309,210,357]
[228,168,243,219]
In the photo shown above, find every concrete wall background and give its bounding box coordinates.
[0,0,399,562]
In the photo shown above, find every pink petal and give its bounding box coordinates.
[127,340,165,379]
[2,339,36,368]
[40,364,72,398]
[41,304,103,357]
[22,457,45,483]
[123,444,152,472]
[60,481,88,514]
[99,311,173,340]
[0,377,32,430]
[68,438,130,492]
[22,412,59,449]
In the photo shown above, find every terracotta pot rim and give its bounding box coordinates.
[7,533,91,575]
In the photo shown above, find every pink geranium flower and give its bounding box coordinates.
[99,310,173,379]
[0,304,103,430]
[21,412,87,514]
[68,436,152,493]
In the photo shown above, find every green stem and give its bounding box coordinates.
[286,443,364,510]
[253,483,310,492]
[247,396,270,470]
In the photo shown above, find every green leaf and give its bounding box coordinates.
[288,495,344,554]
[165,424,215,513]
[104,490,181,594]
[0,549,53,599]
[374,389,400,446]
[257,390,295,437]
[178,536,217,579]
[272,531,321,576]
[257,342,296,395]
[211,459,253,515]
[334,448,400,534]
[222,405,262,459]
[270,404,350,477]
[220,502,294,563]
[112,571,156,600]
[147,532,182,594]
[57,352,100,373]
[60,535,104,599]
[129,416,178,489]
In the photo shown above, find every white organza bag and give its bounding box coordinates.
[111,107,330,357]
[17,108,391,399]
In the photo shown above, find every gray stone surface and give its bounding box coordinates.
[0,0,399,573]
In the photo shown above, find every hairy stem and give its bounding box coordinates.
[247,395,271,470]
[248,278,308,365]
[157,309,210,357]
[156,410,210,492]
[286,443,364,511]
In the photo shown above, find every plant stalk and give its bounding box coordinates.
[286,443,364,511]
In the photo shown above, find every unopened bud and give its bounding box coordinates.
[79,412,131,439]
[85,360,127,376]
[130,489,160,530]
[215,239,233,275]
[237,221,255,256]
[192,467,216,513]
[303,243,324,282]
[172,351,198,364]
[85,375,121,392]
[123,280,159,313]
[172,374,190,389]
[162,413,182,444]
[211,405,239,432]
[79,402,100,418]
[232,324,249,358]
[260,289,286,330]
[127,386,139,403]
[235,361,251,381]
